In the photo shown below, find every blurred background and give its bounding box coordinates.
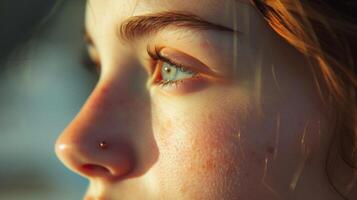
[0,0,97,199]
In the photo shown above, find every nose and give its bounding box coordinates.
[55,80,141,181]
[55,128,134,180]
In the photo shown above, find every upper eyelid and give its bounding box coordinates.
[146,45,162,60]
[146,46,200,76]
[152,47,219,77]
[146,46,185,69]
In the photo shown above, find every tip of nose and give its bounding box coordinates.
[56,143,67,151]
[54,133,136,182]
[54,140,70,160]
[54,140,65,156]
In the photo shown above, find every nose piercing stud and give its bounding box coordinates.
[99,141,108,149]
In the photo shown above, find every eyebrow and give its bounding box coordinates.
[84,11,237,45]
[118,11,236,42]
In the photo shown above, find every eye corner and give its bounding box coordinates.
[81,47,101,74]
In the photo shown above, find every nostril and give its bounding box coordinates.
[82,164,111,176]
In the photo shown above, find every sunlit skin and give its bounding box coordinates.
[55,0,343,199]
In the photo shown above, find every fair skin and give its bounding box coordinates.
[55,0,342,199]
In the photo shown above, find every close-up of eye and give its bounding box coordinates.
[144,46,219,94]
[147,47,198,87]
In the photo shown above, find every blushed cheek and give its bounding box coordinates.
[150,102,246,198]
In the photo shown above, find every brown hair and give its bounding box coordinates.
[250,0,357,198]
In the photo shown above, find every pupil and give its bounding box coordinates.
[164,66,171,73]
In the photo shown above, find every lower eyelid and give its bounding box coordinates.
[153,75,209,95]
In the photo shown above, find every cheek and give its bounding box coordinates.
[149,89,259,197]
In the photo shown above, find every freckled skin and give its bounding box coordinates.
[54,0,344,200]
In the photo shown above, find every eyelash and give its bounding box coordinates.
[146,46,198,87]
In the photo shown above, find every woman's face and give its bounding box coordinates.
[55,0,337,199]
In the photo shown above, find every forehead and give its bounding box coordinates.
[86,0,233,17]
[85,0,249,39]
